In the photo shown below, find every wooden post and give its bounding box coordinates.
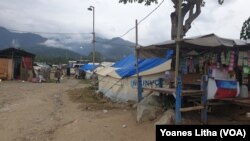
[138,76,143,102]
[175,75,182,124]
[11,50,14,80]
[135,19,142,102]
[174,0,183,87]
[201,75,208,124]
[159,78,166,108]
[159,78,163,88]
[248,74,250,90]
[175,0,183,125]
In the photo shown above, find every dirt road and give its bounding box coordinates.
[0,79,154,141]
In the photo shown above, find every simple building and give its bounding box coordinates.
[0,48,35,81]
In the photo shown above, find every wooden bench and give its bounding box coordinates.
[143,87,203,97]
[143,87,206,113]
[219,97,250,107]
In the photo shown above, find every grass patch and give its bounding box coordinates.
[67,87,132,111]
[78,79,91,84]
[67,87,100,103]
[45,79,57,83]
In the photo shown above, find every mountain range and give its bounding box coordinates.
[0,27,135,63]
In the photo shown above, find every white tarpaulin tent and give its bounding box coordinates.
[96,55,172,101]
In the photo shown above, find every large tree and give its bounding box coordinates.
[240,17,250,41]
[119,0,224,39]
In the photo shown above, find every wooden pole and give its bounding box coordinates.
[174,0,183,87]
[175,0,183,125]
[135,19,142,102]
[12,50,14,80]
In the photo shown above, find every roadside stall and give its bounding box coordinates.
[137,33,250,124]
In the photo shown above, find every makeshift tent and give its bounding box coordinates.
[111,54,135,68]
[138,33,250,58]
[137,33,250,100]
[96,55,172,101]
[100,62,114,67]
[79,63,98,71]
[109,57,170,78]
[79,63,99,79]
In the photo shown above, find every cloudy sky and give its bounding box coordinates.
[0,0,249,46]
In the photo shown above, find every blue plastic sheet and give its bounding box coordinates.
[112,52,172,78]
[79,64,98,71]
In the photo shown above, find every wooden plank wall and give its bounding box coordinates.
[0,58,13,80]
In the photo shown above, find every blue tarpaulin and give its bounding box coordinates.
[111,54,135,68]
[111,51,173,78]
[79,64,98,71]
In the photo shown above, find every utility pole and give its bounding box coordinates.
[175,0,183,125]
[88,6,95,65]
[135,19,142,102]
[174,0,182,87]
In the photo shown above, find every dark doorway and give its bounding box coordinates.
[14,58,21,79]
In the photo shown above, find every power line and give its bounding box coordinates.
[138,0,165,25]
[103,0,165,45]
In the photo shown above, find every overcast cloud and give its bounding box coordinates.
[0,0,249,46]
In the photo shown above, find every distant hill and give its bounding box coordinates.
[0,27,46,47]
[0,27,134,62]
[69,36,135,60]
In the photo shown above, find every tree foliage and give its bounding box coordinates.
[119,0,224,39]
[119,0,158,5]
[240,17,250,40]
[119,0,224,6]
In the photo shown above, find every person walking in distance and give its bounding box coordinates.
[55,68,62,83]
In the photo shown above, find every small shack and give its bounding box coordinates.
[137,33,250,124]
[0,48,35,81]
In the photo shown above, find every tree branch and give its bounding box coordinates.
[183,0,202,35]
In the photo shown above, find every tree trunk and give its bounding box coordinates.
[171,0,202,40]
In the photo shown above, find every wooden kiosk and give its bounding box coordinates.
[136,34,250,124]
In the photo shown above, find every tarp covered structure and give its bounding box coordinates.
[96,55,172,101]
[111,54,135,68]
[79,63,98,71]
[79,63,100,79]
[109,57,171,78]
[138,34,250,58]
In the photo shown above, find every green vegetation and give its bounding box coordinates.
[240,17,250,40]
[67,87,130,110]
[78,79,91,84]
[35,55,86,64]
[34,50,105,64]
